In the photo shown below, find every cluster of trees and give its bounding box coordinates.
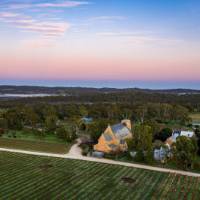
[136,126,200,170]
[134,104,190,124]
[0,105,79,142]
[131,124,153,163]
[172,136,198,170]
[126,124,199,170]
[56,126,77,142]
[0,102,191,132]
[0,100,200,170]
[1,88,200,113]
[195,128,200,155]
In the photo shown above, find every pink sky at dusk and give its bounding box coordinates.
[0,0,200,88]
[1,50,199,81]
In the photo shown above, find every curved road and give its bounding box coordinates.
[0,140,200,178]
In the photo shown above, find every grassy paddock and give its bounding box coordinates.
[0,138,70,154]
[2,129,67,144]
[0,152,200,199]
[190,113,200,122]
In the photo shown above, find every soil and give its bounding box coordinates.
[121,177,136,184]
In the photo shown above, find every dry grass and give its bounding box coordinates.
[0,138,70,154]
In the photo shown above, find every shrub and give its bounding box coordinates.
[193,160,200,171]
[154,128,172,142]
[0,128,5,137]
[80,144,90,156]
[56,126,77,142]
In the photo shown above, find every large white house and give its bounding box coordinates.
[154,130,195,161]
[172,130,194,142]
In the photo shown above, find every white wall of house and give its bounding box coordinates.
[172,130,194,142]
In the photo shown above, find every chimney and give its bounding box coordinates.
[121,119,131,130]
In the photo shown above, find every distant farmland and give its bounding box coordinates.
[0,152,200,199]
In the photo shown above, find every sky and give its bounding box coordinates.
[0,0,200,89]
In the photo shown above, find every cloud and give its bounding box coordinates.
[0,12,20,18]
[5,1,89,10]
[96,31,152,37]
[0,11,70,37]
[0,1,89,42]
[36,1,89,8]
[89,16,126,22]
[96,31,183,45]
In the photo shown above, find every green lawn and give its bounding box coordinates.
[0,152,200,199]
[2,130,66,144]
[0,138,71,154]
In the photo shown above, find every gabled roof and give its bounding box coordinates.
[111,123,131,139]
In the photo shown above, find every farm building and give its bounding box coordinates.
[93,119,133,154]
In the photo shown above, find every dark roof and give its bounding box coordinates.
[104,133,113,141]
[81,117,93,124]
[108,144,118,150]
[111,123,131,139]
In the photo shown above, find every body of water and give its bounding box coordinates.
[0,94,57,98]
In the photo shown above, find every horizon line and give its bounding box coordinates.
[0,84,200,91]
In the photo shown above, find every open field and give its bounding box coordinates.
[190,113,200,123]
[0,138,70,154]
[0,152,200,199]
[2,130,67,144]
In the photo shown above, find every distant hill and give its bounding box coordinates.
[0,85,200,95]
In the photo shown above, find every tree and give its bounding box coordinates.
[135,106,147,123]
[56,126,77,142]
[0,128,4,137]
[172,105,190,124]
[133,124,153,163]
[145,120,160,138]
[23,106,39,128]
[0,118,7,129]
[195,128,200,155]
[88,120,109,143]
[56,126,70,141]
[79,105,88,117]
[154,128,172,142]
[4,109,23,130]
[70,116,82,135]
[153,140,164,149]
[126,138,134,150]
[172,136,198,170]
[45,115,58,132]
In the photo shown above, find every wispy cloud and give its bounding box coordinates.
[0,1,89,45]
[0,12,20,18]
[3,1,89,10]
[96,31,183,45]
[0,11,70,37]
[96,31,153,37]
[88,16,126,22]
